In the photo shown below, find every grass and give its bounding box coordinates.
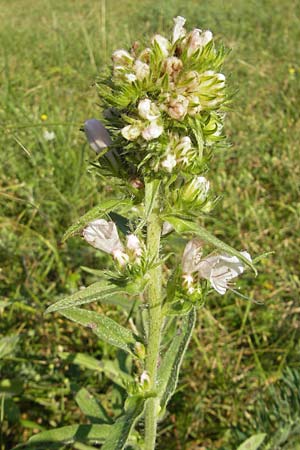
[1,0,300,448]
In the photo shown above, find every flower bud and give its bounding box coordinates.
[134,341,146,359]
[161,153,177,172]
[165,94,189,120]
[138,47,151,64]
[112,49,134,66]
[134,60,150,80]
[181,176,210,203]
[186,29,213,56]
[142,121,163,141]
[121,123,141,141]
[152,34,170,57]
[138,99,160,121]
[140,371,150,390]
[163,57,183,79]
[126,234,143,258]
[84,119,112,153]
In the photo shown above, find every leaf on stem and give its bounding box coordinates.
[72,385,112,424]
[101,396,145,450]
[59,307,140,356]
[164,215,257,274]
[237,433,267,450]
[157,308,196,413]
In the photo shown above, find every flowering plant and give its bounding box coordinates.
[24,16,256,450]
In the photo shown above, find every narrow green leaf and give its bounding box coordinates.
[237,433,267,450]
[45,280,137,314]
[165,215,257,274]
[59,307,138,356]
[101,396,145,450]
[28,424,111,445]
[62,198,132,242]
[157,308,196,412]
[59,353,133,388]
[144,180,161,221]
[73,386,112,424]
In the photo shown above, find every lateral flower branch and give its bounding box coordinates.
[35,16,257,450]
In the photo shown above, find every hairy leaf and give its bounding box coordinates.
[165,215,257,274]
[45,279,140,314]
[59,307,138,356]
[157,308,196,412]
[101,396,145,450]
[73,386,112,424]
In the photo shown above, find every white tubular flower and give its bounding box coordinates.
[121,123,141,141]
[187,29,213,56]
[126,234,143,258]
[165,94,189,120]
[84,119,112,153]
[142,121,163,140]
[152,34,170,57]
[161,153,177,172]
[112,49,134,66]
[83,219,129,265]
[198,251,252,295]
[134,60,150,80]
[138,99,160,121]
[176,136,192,155]
[182,239,203,274]
[172,16,186,43]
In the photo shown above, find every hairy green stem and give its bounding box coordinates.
[144,181,163,450]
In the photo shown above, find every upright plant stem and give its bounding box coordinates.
[144,180,163,450]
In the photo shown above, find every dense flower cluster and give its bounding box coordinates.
[95,16,228,177]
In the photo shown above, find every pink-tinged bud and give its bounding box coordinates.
[163,57,183,79]
[121,123,141,141]
[152,34,170,57]
[165,94,189,120]
[84,119,112,153]
[112,49,134,66]
[182,239,203,274]
[198,251,252,295]
[138,47,152,64]
[142,121,163,141]
[186,29,213,56]
[138,99,160,121]
[172,16,186,43]
[83,219,124,255]
[134,60,150,80]
[161,153,177,172]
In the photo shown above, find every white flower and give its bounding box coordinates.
[176,136,192,155]
[172,16,186,43]
[161,153,177,172]
[43,130,56,141]
[83,219,129,265]
[126,234,143,258]
[187,29,213,56]
[142,121,163,140]
[84,119,112,153]
[112,49,134,66]
[152,34,170,57]
[134,60,150,80]
[198,251,252,295]
[182,239,203,274]
[121,123,141,141]
[162,221,174,235]
[138,99,160,121]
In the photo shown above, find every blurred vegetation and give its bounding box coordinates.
[0,0,299,448]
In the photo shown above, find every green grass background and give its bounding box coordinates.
[1,0,300,448]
